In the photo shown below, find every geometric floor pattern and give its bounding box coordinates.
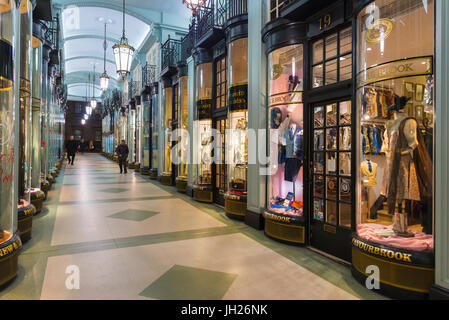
[139,265,237,300]
[0,154,385,300]
[108,209,160,222]
[101,187,129,193]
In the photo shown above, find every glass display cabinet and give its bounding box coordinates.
[175,75,189,192]
[18,0,36,242]
[224,37,248,218]
[193,61,214,203]
[30,20,45,214]
[160,86,173,185]
[0,0,22,286]
[263,43,306,245]
[352,0,435,299]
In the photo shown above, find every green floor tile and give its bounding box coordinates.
[108,209,160,222]
[139,265,237,300]
[101,187,129,193]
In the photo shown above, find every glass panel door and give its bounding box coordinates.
[214,118,228,203]
[312,100,352,227]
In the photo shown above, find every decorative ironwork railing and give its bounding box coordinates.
[181,23,196,61]
[161,37,182,71]
[195,0,247,42]
[127,80,139,100]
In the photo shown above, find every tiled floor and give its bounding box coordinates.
[0,154,386,300]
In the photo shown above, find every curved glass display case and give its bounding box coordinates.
[30,22,45,214]
[176,76,189,192]
[225,37,248,218]
[353,0,435,299]
[264,43,305,244]
[18,0,36,240]
[0,0,22,286]
[193,62,213,203]
[160,86,173,185]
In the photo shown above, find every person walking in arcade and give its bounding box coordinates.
[65,135,79,166]
[116,140,129,174]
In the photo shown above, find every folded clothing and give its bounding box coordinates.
[357,223,433,252]
[269,199,303,217]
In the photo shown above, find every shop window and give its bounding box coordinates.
[269,0,285,21]
[195,62,213,186]
[178,76,189,178]
[312,27,352,88]
[215,56,227,110]
[312,101,352,227]
[267,43,304,218]
[227,37,248,198]
[357,0,434,251]
[163,87,172,173]
[151,92,159,170]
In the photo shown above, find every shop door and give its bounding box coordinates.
[213,117,228,205]
[309,99,353,262]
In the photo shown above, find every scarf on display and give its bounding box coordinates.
[387,117,433,214]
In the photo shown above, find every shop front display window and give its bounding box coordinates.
[142,99,150,168]
[195,62,213,186]
[163,87,172,173]
[151,93,159,170]
[312,26,352,88]
[178,76,189,178]
[356,0,434,252]
[267,43,304,219]
[227,37,248,197]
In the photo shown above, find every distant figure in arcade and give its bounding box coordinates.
[116,140,129,174]
[65,135,79,166]
[80,138,87,154]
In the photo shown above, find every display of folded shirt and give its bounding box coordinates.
[357,223,433,252]
[269,198,303,217]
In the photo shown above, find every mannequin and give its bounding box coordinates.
[383,96,419,235]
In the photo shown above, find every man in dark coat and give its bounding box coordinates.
[115,140,129,174]
[65,136,79,165]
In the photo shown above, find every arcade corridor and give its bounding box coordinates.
[0,155,381,300]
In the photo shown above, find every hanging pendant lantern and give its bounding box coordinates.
[113,0,135,78]
[182,0,205,13]
[100,22,110,91]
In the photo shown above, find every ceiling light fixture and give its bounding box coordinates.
[182,0,205,13]
[113,0,135,78]
[100,22,110,91]
[91,64,97,110]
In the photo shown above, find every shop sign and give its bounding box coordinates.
[229,83,248,112]
[308,2,344,38]
[269,91,303,108]
[263,211,303,226]
[0,237,21,258]
[197,99,212,120]
[357,56,433,88]
[352,238,414,264]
